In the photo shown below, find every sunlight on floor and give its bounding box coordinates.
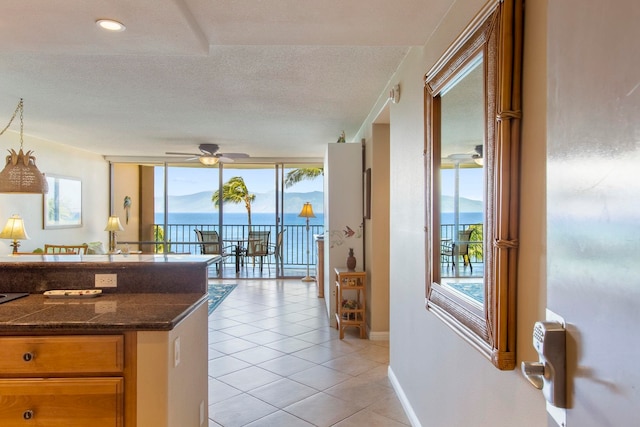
[207,278,409,426]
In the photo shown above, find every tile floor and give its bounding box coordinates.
[208,279,410,427]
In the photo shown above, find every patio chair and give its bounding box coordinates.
[441,228,474,273]
[44,244,89,255]
[266,229,286,270]
[246,230,271,273]
[194,229,232,272]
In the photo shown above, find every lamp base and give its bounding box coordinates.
[301,276,315,282]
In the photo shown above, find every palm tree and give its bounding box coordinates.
[285,167,323,188]
[212,176,256,227]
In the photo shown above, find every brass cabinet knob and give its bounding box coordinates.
[22,352,34,362]
[23,409,34,419]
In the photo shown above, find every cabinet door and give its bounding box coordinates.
[0,378,123,427]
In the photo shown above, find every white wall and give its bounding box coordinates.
[0,133,109,253]
[354,0,549,425]
[323,143,364,324]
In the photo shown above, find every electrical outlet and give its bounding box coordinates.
[174,337,181,367]
[95,274,117,288]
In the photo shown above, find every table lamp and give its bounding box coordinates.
[298,202,316,282]
[105,215,124,253]
[0,214,29,254]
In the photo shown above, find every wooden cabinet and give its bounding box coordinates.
[334,268,366,339]
[0,334,130,427]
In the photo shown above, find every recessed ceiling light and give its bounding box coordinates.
[96,19,126,32]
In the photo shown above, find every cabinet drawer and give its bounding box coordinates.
[0,378,123,427]
[0,335,124,375]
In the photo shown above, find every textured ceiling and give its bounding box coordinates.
[0,0,453,161]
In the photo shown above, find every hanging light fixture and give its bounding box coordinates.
[199,155,219,166]
[0,99,48,194]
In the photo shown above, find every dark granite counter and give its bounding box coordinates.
[0,254,221,294]
[0,254,217,264]
[0,293,208,333]
[0,254,217,333]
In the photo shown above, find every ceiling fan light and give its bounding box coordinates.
[199,155,219,166]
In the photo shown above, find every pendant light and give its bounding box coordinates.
[0,99,48,194]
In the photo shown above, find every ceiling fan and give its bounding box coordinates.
[444,144,483,166]
[166,143,249,165]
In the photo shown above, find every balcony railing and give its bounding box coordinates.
[138,223,324,270]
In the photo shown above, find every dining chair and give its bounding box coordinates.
[441,228,475,273]
[194,229,232,272]
[246,230,271,273]
[266,229,286,271]
[43,244,89,255]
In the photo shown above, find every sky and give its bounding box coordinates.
[154,166,323,197]
[441,168,483,201]
[154,165,480,204]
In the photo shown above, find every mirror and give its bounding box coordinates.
[440,55,484,287]
[424,0,523,370]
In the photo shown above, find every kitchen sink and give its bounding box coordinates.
[0,293,29,304]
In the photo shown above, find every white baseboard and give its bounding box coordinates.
[388,365,421,427]
[368,330,390,341]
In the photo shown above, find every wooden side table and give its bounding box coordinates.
[334,268,366,339]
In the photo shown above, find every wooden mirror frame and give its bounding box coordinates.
[424,0,523,370]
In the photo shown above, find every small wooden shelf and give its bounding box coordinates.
[334,268,366,339]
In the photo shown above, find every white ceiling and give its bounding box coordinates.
[0,0,453,161]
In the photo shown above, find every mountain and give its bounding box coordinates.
[440,195,483,212]
[155,190,324,213]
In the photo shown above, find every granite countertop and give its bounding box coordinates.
[0,254,219,264]
[0,292,208,333]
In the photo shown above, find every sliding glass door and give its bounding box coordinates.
[150,161,322,278]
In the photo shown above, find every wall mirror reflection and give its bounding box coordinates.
[439,54,484,301]
[425,0,523,370]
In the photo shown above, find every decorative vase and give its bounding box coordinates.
[346,248,356,270]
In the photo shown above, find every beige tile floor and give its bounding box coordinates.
[208,279,410,427]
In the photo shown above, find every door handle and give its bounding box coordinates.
[521,361,544,389]
[521,321,566,408]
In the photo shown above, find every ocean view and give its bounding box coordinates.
[154,212,324,227]
[155,212,480,228]
[441,212,483,225]
[155,212,325,259]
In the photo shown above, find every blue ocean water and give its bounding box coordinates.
[441,212,483,225]
[155,212,325,258]
[155,212,324,227]
[156,212,473,226]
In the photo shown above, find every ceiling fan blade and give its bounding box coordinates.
[165,151,200,156]
[220,152,250,159]
[217,156,235,163]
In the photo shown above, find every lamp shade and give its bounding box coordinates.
[0,214,29,240]
[104,215,124,232]
[0,150,48,193]
[298,202,316,218]
[0,99,48,194]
